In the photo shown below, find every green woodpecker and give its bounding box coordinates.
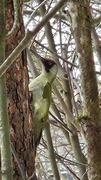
[29,51,58,147]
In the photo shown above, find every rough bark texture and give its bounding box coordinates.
[5,1,36,179]
[69,1,100,120]
[0,1,13,179]
[81,118,101,179]
[69,0,101,179]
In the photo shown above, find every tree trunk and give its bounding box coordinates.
[0,1,13,179]
[69,1,101,179]
[5,1,36,179]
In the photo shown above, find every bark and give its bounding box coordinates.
[0,1,13,179]
[69,1,101,179]
[5,1,36,179]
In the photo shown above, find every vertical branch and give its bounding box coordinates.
[44,122,61,180]
[0,0,13,179]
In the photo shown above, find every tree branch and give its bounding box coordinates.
[0,0,68,77]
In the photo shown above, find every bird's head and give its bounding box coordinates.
[30,50,58,83]
[41,58,58,83]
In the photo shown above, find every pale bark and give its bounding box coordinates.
[69,1,101,179]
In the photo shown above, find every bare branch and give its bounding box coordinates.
[0,0,68,77]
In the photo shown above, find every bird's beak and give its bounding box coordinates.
[30,49,46,64]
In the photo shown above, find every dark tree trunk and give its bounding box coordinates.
[5,1,37,179]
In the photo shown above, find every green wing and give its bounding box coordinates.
[33,83,52,147]
[43,82,51,104]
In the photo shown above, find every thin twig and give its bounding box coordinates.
[25,0,47,27]
[34,39,77,67]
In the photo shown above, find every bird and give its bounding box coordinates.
[29,50,58,147]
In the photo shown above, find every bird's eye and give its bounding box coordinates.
[48,61,52,66]
[42,59,56,72]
